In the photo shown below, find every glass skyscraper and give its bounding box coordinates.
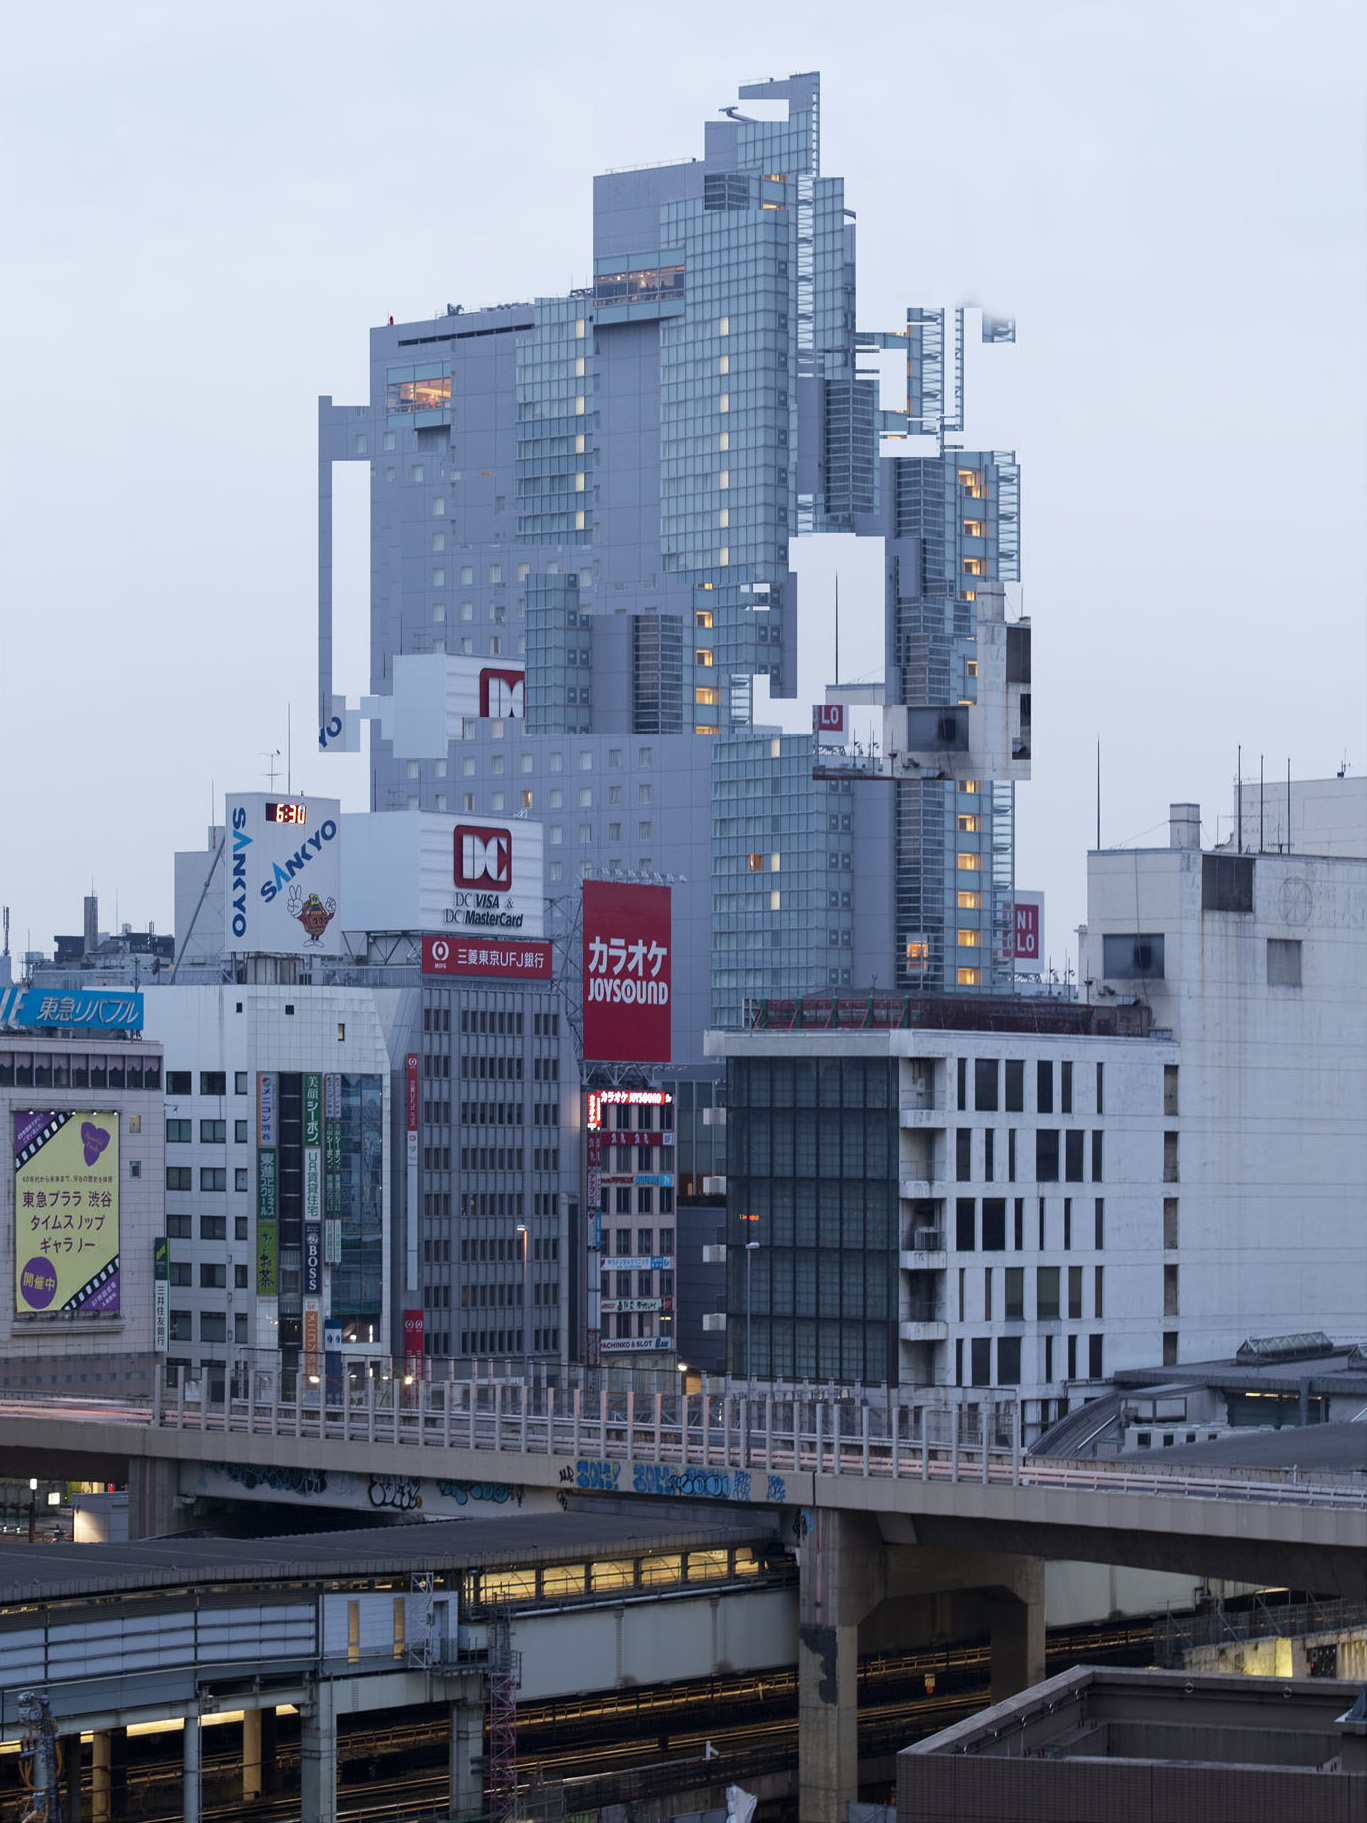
[318,71,1028,1053]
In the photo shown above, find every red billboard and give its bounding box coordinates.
[422,935,552,979]
[582,882,672,1063]
[1013,893,1044,965]
[402,1307,424,1364]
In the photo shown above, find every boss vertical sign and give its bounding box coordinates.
[582,882,672,1063]
[303,1074,322,1295]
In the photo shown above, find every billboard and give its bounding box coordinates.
[153,1238,169,1352]
[403,1307,424,1363]
[1013,892,1045,967]
[0,987,142,1032]
[341,811,544,939]
[582,882,672,1063]
[421,935,552,979]
[225,793,342,955]
[14,1111,120,1314]
[813,704,847,746]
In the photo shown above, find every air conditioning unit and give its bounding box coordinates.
[702,1313,727,1332]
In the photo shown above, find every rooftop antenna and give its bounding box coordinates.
[1287,757,1292,854]
[287,705,293,796]
[834,573,840,687]
[262,749,281,790]
[1237,745,1242,854]
[2,906,8,956]
[1095,740,1101,850]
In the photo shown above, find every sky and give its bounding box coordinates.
[2,0,1364,975]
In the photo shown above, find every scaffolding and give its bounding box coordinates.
[486,1617,521,1823]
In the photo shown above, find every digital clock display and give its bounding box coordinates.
[266,802,307,826]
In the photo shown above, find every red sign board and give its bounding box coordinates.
[453,824,512,892]
[813,703,846,744]
[422,934,552,978]
[478,667,525,719]
[1014,901,1041,961]
[582,882,672,1063]
[402,1307,424,1363]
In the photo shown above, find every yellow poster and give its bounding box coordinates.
[14,1111,120,1313]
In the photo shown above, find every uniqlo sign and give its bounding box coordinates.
[583,881,672,1063]
[1013,893,1044,963]
[455,825,512,892]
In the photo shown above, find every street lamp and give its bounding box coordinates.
[744,1242,760,1382]
[516,1223,529,1381]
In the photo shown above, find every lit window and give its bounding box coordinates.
[696,609,713,628]
[719,393,729,413]
[958,966,981,986]
[719,508,729,528]
[695,724,718,735]
[963,779,980,793]
[747,854,764,871]
[962,589,976,601]
[958,814,979,832]
[959,853,981,871]
[719,547,729,567]
[958,468,985,498]
[957,890,981,910]
[719,316,729,336]
[521,790,533,811]
[962,557,983,576]
[962,519,985,538]
[575,356,585,377]
[575,318,585,339]
[575,394,585,415]
[770,852,781,871]
[575,511,586,530]
[770,890,781,910]
[719,431,729,451]
[719,354,729,375]
[696,648,714,666]
[958,930,981,948]
[906,941,929,971]
[574,434,585,454]
[966,660,978,677]
[696,687,719,706]
[719,469,730,490]
[575,472,585,492]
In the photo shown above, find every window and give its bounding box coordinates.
[956,1198,975,1251]
[1267,938,1302,987]
[1102,933,1165,979]
[200,1168,226,1192]
[970,1337,992,1386]
[168,1261,191,1287]
[169,1311,192,1341]
[1036,1266,1060,1320]
[1202,853,1254,913]
[166,1166,192,1192]
[1035,1130,1059,1182]
[955,1129,972,1181]
[1068,1265,1083,1319]
[200,1263,226,1289]
[166,1119,191,1143]
[982,1199,1006,1251]
[1162,1332,1178,1368]
[1163,1198,1179,1249]
[234,1120,249,1143]
[1088,1335,1104,1379]
[997,1336,1021,1385]
[1065,1130,1084,1181]
[200,1215,226,1241]
[1036,1060,1053,1113]
[1094,1199,1105,1249]
[974,1058,999,1111]
[235,1217,249,1240]
[1094,1265,1104,1320]
[1163,1131,1179,1183]
[1004,1060,1024,1113]
[1095,1062,1104,1116]
[1061,1062,1073,1114]
[957,1058,968,1111]
[638,783,652,804]
[1091,1131,1104,1182]
[166,1213,191,1238]
[235,1168,249,1191]
[200,1312,227,1343]
[200,1119,226,1144]
[1004,1268,1024,1320]
[199,1072,226,1096]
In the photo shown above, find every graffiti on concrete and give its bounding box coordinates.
[436,1479,523,1507]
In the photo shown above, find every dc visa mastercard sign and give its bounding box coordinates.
[582,882,671,1063]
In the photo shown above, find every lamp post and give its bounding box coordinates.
[744,1241,760,1382]
[515,1223,529,1381]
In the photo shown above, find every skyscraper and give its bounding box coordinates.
[317,71,1028,1053]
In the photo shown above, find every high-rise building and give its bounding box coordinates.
[317,71,1029,1050]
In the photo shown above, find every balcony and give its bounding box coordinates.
[898,1175,938,1200]
[899,1316,948,1344]
[899,1096,947,1128]
[900,1244,947,1272]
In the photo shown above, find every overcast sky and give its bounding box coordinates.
[2,0,1364,973]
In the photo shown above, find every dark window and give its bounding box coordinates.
[1095,1062,1104,1115]
[1065,1130,1085,1181]
[1004,1267,1024,1319]
[1068,1264,1083,1318]
[200,1168,226,1192]
[1102,933,1165,979]
[970,1337,992,1386]
[1088,1334,1104,1379]
[974,1059,999,1112]
[235,1216,249,1240]
[166,1071,191,1096]
[955,1129,972,1180]
[166,1166,192,1192]
[955,1198,976,1251]
[166,1213,191,1238]
[200,1119,226,1143]
[1014,1199,1024,1250]
[1036,1266,1060,1320]
[1036,1061,1053,1114]
[235,1264,249,1289]
[982,1199,1006,1251]
[200,1215,226,1241]
[234,1071,248,1094]
[168,1261,191,1287]
[1035,1130,1059,1181]
[957,1057,967,1111]
[1094,1199,1105,1249]
[199,1071,227,1096]
[1061,1062,1073,1114]
[1202,853,1254,913]
[1092,1131,1104,1182]
[1067,1334,1078,1378]
[997,1336,1022,1385]
[1004,1060,1024,1112]
[1063,1198,1072,1249]
[984,1129,995,1181]
[166,1120,191,1143]
[1267,938,1302,987]
[168,1311,192,1341]
[1007,1129,1016,1181]
[200,1312,226,1343]
[200,1263,226,1289]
